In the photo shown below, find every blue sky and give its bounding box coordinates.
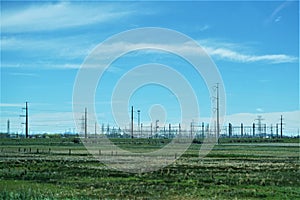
[0,1,299,134]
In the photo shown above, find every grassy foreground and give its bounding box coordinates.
[0,138,299,199]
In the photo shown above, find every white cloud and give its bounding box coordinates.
[9,72,39,77]
[198,39,298,64]
[256,108,264,113]
[83,40,295,68]
[1,35,95,68]
[275,16,282,23]
[0,103,23,107]
[203,46,298,64]
[1,32,298,71]
[265,1,292,24]
[198,25,210,32]
[1,61,82,69]
[1,2,132,33]
[86,39,298,67]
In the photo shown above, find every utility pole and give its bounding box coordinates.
[137,110,140,129]
[21,102,29,138]
[216,83,220,139]
[179,123,181,136]
[202,122,205,138]
[155,120,159,133]
[229,123,232,138]
[280,115,283,138]
[213,83,220,142]
[190,122,193,139]
[169,123,171,139]
[85,108,87,139]
[7,119,10,135]
[131,106,133,139]
[241,123,243,137]
[25,102,28,138]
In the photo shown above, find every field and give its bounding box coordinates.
[0,137,299,199]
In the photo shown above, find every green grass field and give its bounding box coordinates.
[0,138,299,199]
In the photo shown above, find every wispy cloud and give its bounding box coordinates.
[256,108,264,113]
[1,37,298,70]
[1,35,95,68]
[197,25,210,32]
[9,72,39,77]
[203,46,298,64]
[1,2,133,33]
[275,16,282,23]
[198,39,298,64]
[85,40,299,68]
[2,62,81,70]
[0,103,23,107]
[265,1,292,24]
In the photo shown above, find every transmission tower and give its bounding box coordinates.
[255,115,264,136]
